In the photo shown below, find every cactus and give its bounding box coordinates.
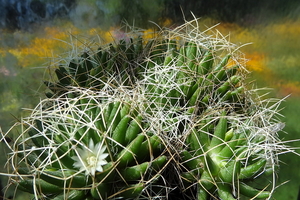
[1,18,296,200]
[5,85,169,199]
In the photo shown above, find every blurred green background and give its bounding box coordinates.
[1,0,300,199]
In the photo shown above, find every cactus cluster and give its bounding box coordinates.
[1,19,292,200]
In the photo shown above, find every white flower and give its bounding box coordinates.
[72,139,109,176]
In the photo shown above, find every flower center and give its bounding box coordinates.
[86,155,97,167]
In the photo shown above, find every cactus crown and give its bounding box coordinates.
[0,18,296,200]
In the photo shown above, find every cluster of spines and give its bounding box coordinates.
[13,89,167,199]
[139,38,275,199]
[5,21,285,200]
